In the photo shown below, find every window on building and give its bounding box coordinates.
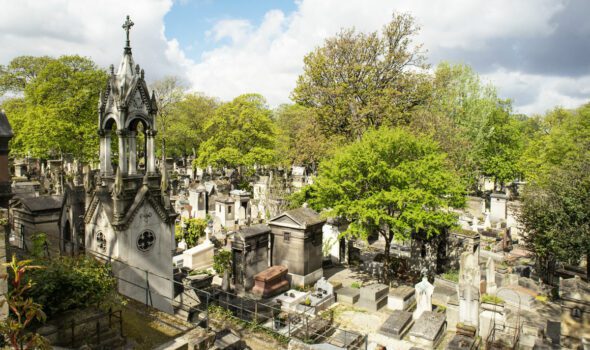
[284,232,290,243]
[228,205,232,214]
[137,230,156,252]
[571,307,583,320]
[96,232,106,252]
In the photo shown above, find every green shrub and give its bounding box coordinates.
[29,256,120,317]
[351,282,361,289]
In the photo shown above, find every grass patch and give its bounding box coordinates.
[351,282,362,289]
[121,302,186,349]
[441,270,459,283]
[481,294,505,305]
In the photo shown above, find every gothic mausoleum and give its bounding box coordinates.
[84,16,177,313]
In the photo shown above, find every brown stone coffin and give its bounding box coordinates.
[251,265,290,298]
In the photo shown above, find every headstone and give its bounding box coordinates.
[315,277,334,296]
[483,211,491,230]
[408,311,446,348]
[446,334,477,350]
[486,258,497,294]
[378,310,413,340]
[357,283,388,311]
[178,238,187,251]
[457,252,480,328]
[251,265,289,298]
[336,287,360,305]
[413,277,434,320]
[387,285,415,311]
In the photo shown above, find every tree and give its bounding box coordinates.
[412,62,522,192]
[150,76,187,158]
[0,56,54,95]
[0,255,49,350]
[195,94,277,170]
[274,104,341,171]
[295,128,464,280]
[213,250,232,292]
[292,13,430,140]
[518,104,590,280]
[1,55,107,161]
[165,93,218,159]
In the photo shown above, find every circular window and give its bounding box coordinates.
[137,231,156,252]
[96,232,106,252]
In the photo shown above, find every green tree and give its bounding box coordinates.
[0,55,54,95]
[150,76,187,159]
[274,104,341,171]
[295,128,464,280]
[195,94,277,170]
[413,62,522,191]
[1,55,107,161]
[292,13,430,140]
[164,93,218,159]
[519,103,590,280]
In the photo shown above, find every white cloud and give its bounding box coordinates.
[0,0,587,115]
[0,0,182,82]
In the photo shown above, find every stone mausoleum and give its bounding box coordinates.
[84,16,177,313]
[269,207,325,287]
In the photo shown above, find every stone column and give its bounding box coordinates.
[117,129,128,175]
[146,129,157,174]
[128,131,137,175]
[100,130,113,176]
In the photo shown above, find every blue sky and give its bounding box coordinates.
[164,0,298,60]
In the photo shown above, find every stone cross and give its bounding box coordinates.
[122,15,134,48]
[413,276,434,320]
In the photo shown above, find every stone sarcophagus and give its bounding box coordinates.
[252,265,289,298]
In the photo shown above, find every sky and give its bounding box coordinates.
[0,0,589,115]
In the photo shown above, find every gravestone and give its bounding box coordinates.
[336,287,360,305]
[252,265,289,298]
[457,252,480,328]
[378,310,413,340]
[413,277,434,320]
[486,258,497,294]
[357,283,388,311]
[446,334,478,350]
[408,311,446,348]
[388,285,415,311]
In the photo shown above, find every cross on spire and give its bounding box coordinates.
[122,15,134,52]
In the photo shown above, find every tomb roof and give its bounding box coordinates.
[0,110,13,138]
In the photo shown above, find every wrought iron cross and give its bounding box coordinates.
[122,15,134,48]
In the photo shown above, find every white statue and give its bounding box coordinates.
[413,275,434,320]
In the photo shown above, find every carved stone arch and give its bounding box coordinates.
[102,114,118,131]
[126,115,150,131]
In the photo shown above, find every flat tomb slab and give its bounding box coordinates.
[408,311,446,348]
[336,287,360,305]
[356,295,387,312]
[359,283,389,301]
[378,310,413,340]
[387,285,415,311]
[446,334,478,350]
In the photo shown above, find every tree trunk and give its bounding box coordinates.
[383,235,391,284]
[587,253,589,281]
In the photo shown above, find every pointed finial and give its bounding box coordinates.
[140,68,145,79]
[135,64,140,74]
[122,15,134,53]
[109,64,115,75]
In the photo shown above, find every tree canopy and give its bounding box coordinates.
[195,93,277,169]
[294,127,465,279]
[1,55,107,161]
[292,13,430,140]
